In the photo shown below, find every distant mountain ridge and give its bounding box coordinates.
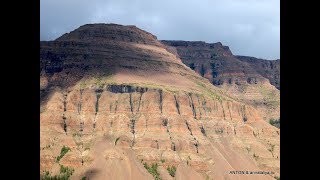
[162,40,280,122]
[161,40,280,90]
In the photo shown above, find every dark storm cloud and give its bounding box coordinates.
[40,0,279,59]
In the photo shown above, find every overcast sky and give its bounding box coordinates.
[40,0,279,59]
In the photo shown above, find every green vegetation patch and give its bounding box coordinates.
[143,162,161,180]
[56,145,71,162]
[167,165,177,177]
[42,165,74,180]
[40,106,47,114]
[268,143,276,157]
[94,76,104,88]
[257,84,280,108]
[80,81,87,90]
[269,118,280,128]
[194,81,224,101]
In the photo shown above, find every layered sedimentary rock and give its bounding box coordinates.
[40,24,279,180]
[161,40,280,121]
[236,56,280,90]
[161,40,280,89]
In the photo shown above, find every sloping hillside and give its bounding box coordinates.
[40,24,280,180]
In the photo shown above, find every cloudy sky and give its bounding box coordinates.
[40,0,279,59]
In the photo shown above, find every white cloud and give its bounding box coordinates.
[40,0,279,59]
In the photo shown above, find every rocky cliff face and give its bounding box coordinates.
[161,40,280,89]
[161,40,280,121]
[236,56,280,90]
[161,40,263,86]
[40,24,279,180]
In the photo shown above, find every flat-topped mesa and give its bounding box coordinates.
[40,24,196,92]
[55,23,163,47]
[40,24,279,179]
[161,40,208,47]
[236,55,279,62]
[162,40,262,85]
[161,40,233,57]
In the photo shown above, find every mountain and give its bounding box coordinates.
[161,40,280,122]
[40,24,280,180]
[236,56,280,90]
